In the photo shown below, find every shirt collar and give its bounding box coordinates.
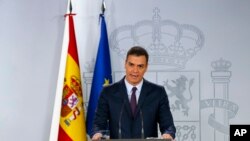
[124,78,143,94]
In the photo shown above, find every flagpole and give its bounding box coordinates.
[49,0,70,141]
[101,0,106,15]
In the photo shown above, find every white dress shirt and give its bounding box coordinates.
[124,79,143,103]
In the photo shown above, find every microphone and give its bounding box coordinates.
[140,108,145,139]
[118,100,125,139]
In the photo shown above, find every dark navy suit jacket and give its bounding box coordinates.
[93,77,176,139]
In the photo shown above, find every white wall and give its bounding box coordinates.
[0,0,67,140]
[1,0,250,141]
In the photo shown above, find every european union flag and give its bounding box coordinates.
[86,15,112,135]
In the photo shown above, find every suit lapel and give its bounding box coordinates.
[136,79,151,117]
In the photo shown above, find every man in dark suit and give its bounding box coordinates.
[91,46,176,140]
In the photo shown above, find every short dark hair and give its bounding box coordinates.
[126,46,149,63]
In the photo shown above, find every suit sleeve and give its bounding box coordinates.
[92,87,110,136]
[158,86,176,139]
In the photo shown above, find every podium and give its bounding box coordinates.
[101,139,172,141]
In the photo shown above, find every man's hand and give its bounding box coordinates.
[162,133,173,141]
[91,133,103,141]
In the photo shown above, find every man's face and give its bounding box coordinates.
[125,55,148,86]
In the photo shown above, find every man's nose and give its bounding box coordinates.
[133,66,139,72]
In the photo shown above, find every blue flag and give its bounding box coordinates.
[86,15,112,135]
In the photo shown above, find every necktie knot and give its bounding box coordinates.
[130,87,137,117]
[132,87,137,93]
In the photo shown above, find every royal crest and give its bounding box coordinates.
[110,7,204,70]
[61,75,83,126]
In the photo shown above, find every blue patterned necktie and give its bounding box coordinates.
[130,87,137,117]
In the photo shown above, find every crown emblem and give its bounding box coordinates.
[211,58,231,71]
[110,8,204,70]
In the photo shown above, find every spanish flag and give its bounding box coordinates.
[49,1,87,141]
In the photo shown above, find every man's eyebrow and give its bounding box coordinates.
[128,61,134,65]
[138,64,144,67]
[127,61,145,66]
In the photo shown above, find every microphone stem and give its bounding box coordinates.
[119,101,125,139]
[140,109,144,139]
